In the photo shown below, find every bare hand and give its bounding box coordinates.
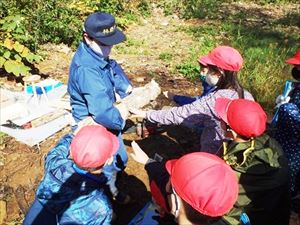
[163,91,175,100]
[130,141,149,164]
[74,116,96,134]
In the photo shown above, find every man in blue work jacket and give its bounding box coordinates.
[68,12,132,203]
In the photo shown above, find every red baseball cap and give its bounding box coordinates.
[70,125,119,168]
[215,98,267,138]
[286,49,300,65]
[165,152,238,217]
[198,46,243,72]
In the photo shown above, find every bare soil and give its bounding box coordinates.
[0,3,299,225]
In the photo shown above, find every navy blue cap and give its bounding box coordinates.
[84,12,126,46]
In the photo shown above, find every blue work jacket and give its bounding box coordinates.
[68,42,132,130]
[36,135,112,225]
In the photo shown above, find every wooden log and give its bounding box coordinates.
[30,110,67,128]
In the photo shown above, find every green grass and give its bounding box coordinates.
[115,37,150,55]
[159,52,173,61]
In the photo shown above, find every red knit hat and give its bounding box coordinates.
[165,152,238,217]
[71,125,119,168]
[198,46,243,72]
[286,49,300,65]
[215,98,267,138]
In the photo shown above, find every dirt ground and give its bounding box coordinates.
[0,3,299,225]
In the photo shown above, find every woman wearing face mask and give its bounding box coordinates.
[273,49,300,202]
[68,12,133,205]
[130,46,254,154]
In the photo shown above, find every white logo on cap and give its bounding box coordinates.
[102,25,116,34]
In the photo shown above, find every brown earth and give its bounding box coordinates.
[0,3,299,225]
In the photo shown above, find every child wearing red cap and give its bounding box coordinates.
[215,98,290,225]
[23,125,119,225]
[273,49,300,200]
[130,46,254,154]
[130,141,239,225]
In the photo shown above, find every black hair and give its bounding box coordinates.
[292,67,300,81]
[182,201,221,225]
[215,69,245,99]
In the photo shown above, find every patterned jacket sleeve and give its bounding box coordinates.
[146,93,216,127]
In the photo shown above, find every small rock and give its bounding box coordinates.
[135,77,145,83]
[172,14,179,20]
[141,19,148,25]
[160,21,169,26]
[117,59,125,65]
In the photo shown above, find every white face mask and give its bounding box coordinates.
[89,41,112,58]
[205,74,219,86]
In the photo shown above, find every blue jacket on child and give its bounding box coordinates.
[173,81,215,106]
[23,135,112,225]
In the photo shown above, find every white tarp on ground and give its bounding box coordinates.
[1,85,68,125]
[0,85,71,146]
[0,113,71,147]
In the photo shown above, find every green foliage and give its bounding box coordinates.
[0,15,42,76]
[0,0,151,49]
[0,0,84,49]
[176,63,199,78]
[247,0,299,4]
[159,52,173,61]
[0,0,150,78]
[155,0,224,19]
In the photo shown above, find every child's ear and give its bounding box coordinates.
[168,193,177,216]
[83,33,92,44]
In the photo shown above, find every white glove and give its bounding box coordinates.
[115,103,129,120]
[275,95,290,108]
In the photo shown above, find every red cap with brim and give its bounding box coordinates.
[71,125,119,168]
[197,46,243,72]
[215,98,267,138]
[286,49,300,65]
[198,55,215,67]
[165,152,239,217]
[214,98,232,124]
